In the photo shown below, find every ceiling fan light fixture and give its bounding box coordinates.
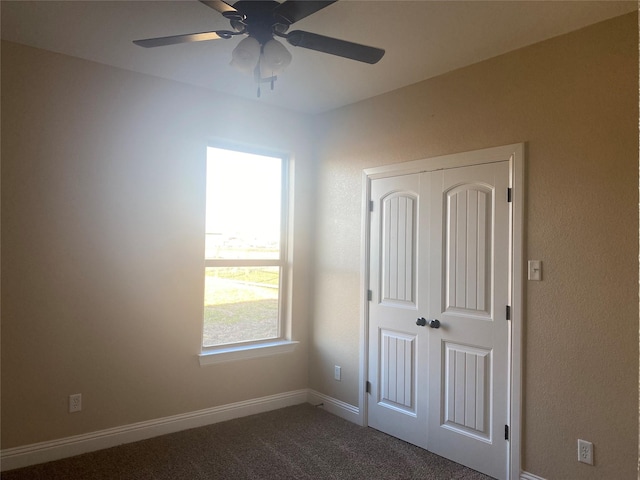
[134,0,385,95]
[260,38,292,76]
[230,36,260,72]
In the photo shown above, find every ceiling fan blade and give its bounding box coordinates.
[286,30,385,64]
[274,1,337,25]
[198,0,238,15]
[133,30,230,48]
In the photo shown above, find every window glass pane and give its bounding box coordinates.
[205,147,281,260]
[203,266,280,347]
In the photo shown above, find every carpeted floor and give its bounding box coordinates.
[2,403,495,479]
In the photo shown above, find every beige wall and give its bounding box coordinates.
[310,12,638,480]
[1,41,316,447]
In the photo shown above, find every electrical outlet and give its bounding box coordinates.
[334,365,341,381]
[578,439,593,465]
[69,393,82,413]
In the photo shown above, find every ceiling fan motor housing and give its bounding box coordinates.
[232,0,290,45]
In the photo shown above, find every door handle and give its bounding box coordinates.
[416,317,440,328]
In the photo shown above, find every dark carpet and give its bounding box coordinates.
[2,403,494,479]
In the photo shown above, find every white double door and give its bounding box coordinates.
[367,160,510,479]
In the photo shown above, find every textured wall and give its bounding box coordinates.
[310,13,638,479]
[1,41,315,447]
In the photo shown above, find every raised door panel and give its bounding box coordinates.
[379,329,416,413]
[380,193,417,307]
[444,185,492,318]
[443,342,491,441]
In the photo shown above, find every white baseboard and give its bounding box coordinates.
[521,472,546,480]
[7,389,521,475]
[1,389,308,472]
[307,389,360,424]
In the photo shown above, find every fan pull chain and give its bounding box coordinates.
[254,53,262,98]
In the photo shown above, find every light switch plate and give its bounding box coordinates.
[528,260,542,281]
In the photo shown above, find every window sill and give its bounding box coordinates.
[198,340,299,366]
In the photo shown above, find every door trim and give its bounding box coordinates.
[359,143,524,480]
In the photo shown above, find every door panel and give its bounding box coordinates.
[445,185,492,315]
[381,193,417,306]
[379,329,416,412]
[443,342,490,440]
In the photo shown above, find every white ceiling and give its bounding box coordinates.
[1,1,637,114]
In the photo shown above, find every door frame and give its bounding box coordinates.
[359,143,524,480]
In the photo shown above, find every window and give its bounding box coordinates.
[200,145,295,363]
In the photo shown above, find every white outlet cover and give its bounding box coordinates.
[578,439,593,465]
[69,393,82,413]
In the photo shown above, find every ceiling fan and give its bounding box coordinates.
[133,0,385,95]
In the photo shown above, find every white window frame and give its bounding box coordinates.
[198,142,297,366]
